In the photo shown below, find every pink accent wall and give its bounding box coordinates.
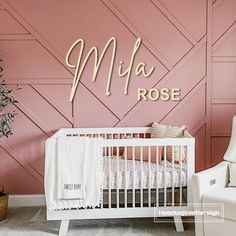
[0,0,235,194]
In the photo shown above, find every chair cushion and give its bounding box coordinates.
[224,116,236,163]
[202,187,236,221]
[228,163,236,187]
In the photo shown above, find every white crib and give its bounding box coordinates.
[46,127,195,236]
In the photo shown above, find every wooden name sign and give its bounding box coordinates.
[66,37,181,102]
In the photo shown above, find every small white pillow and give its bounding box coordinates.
[151,122,186,138]
[151,122,187,163]
[228,163,236,187]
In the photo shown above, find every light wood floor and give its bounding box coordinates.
[0,207,195,235]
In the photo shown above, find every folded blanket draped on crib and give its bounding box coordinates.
[45,136,103,210]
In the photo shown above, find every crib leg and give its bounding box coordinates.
[59,220,69,236]
[174,216,184,232]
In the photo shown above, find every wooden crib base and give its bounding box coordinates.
[47,206,190,235]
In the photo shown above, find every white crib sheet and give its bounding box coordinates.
[102,156,187,189]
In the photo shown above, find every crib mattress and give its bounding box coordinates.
[102,156,187,189]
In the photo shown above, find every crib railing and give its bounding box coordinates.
[102,141,191,208]
[55,127,194,209]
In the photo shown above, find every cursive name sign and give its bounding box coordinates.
[66,37,181,102]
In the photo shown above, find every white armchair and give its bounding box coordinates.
[192,116,236,236]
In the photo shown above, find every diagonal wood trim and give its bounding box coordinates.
[101,0,172,70]
[2,0,125,120]
[31,84,73,124]
[191,117,207,135]
[161,77,207,124]
[152,36,206,88]
[4,6,31,34]
[213,0,225,11]
[0,139,44,184]
[212,21,236,51]
[151,0,197,45]
[13,100,54,136]
[1,0,71,73]
[0,34,34,40]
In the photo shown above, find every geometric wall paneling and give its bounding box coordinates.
[212,62,236,99]
[12,84,72,132]
[1,0,234,193]
[109,0,193,67]
[156,0,207,42]
[212,21,236,55]
[0,145,44,194]
[0,9,28,34]
[162,82,206,131]
[32,84,73,123]
[195,125,206,172]
[213,26,236,57]
[4,0,168,119]
[212,104,236,136]
[75,84,120,128]
[102,0,172,70]
[2,104,49,177]
[0,136,44,183]
[0,40,71,79]
[211,0,236,167]
[116,43,206,127]
[212,0,236,43]
[4,0,154,59]
[211,137,230,166]
[150,0,198,46]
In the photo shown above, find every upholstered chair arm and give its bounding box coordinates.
[192,161,229,203]
[191,161,229,236]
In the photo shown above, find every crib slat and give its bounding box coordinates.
[116,146,119,208]
[180,145,183,206]
[101,146,104,209]
[105,134,108,156]
[156,146,159,208]
[132,146,135,208]
[172,146,175,207]
[108,147,112,209]
[148,146,151,207]
[111,134,113,159]
[124,146,127,208]
[164,146,167,207]
[140,146,143,208]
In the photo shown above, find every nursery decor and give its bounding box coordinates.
[45,127,195,235]
[0,60,19,138]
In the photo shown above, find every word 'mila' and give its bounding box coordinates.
[66,37,154,102]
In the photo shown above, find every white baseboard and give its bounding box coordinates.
[9,194,46,207]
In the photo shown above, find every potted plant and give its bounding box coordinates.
[0,187,8,221]
[0,59,20,221]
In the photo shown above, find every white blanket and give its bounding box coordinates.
[45,136,103,210]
